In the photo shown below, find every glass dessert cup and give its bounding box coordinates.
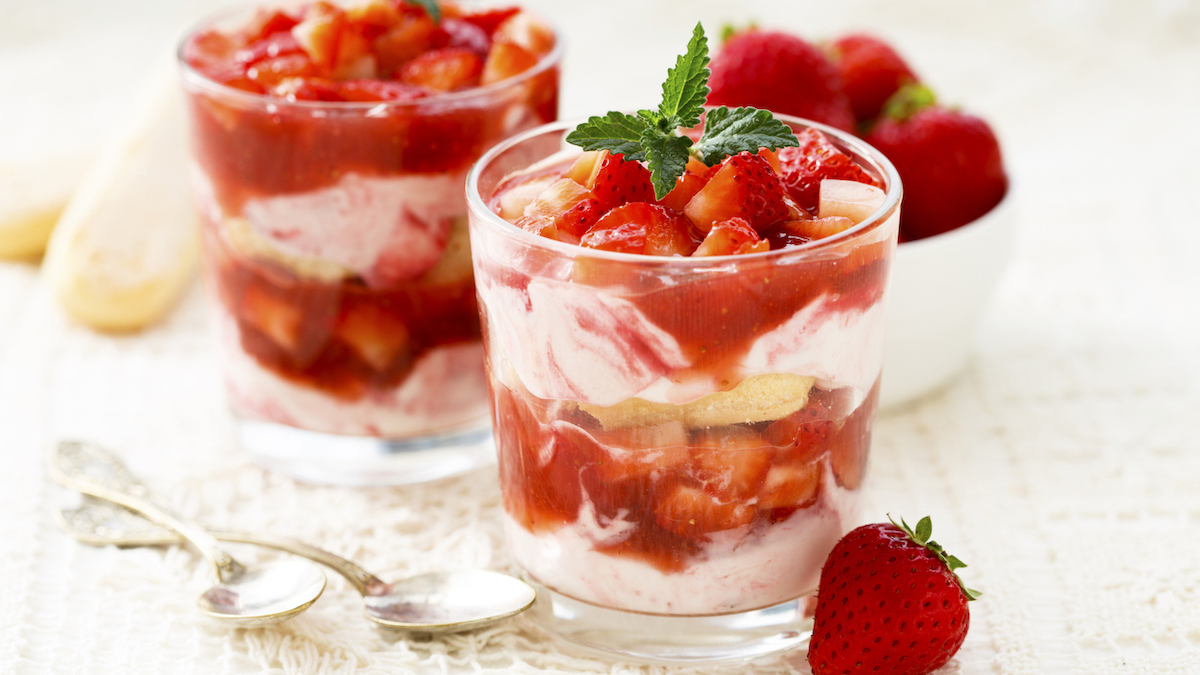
[179,3,561,485]
[466,116,901,663]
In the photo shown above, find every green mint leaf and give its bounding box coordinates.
[641,130,693,200]
[659,23,710,130]
[566,111,651,161]
[693,106,799,166]
[637,109,668,132]
[409,0,441,23]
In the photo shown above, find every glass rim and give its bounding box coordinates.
[176,1,564,111]
[465,113,903,266]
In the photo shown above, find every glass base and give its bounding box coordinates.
[237,418,495,486]
[522,582,812,665]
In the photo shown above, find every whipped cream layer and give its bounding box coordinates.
[196,168,466,287]
[217,312,488,437]
[506,467,860,615]
[478,271,884,406]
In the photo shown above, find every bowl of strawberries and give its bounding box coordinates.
[709,28,1014,409]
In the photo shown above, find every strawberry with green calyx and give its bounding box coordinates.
[565,23,800,200]
[707,29,855,132]
[828,33,919,126]
[807,515,980,675]
[866,83,1007,241]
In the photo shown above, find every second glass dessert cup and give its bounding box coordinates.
[179,4,561,485]
[466,116,901,663]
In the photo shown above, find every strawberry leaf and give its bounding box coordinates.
[915,516,933,544]
[882,83,937,122]
[566,112,650,162]
[659,23,710,130]
[641,131,693,200]
[889,514,981,602]
[693,107,800,166]
[409,0,441,23]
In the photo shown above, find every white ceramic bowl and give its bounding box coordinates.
[879,189,1016,409]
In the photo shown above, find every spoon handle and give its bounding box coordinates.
[57,499,387,596]
[49,441,245,582]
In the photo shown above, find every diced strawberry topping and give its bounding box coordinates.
[247,53,317,87]
[691,217,770,256]
[517,178,600,243]
[235,30,304,66]
[291,1,347,69]
[336,78,429,102]
[344,0,402,36]
[276,76,343,101]
[457,6,521,36]
[491,11,555,56]
[372,13,439,73]
[243,9,302,44]
[580,202,699,257]
[777,128,880,213]
[442,18,491,58]
[554,198,605,240]
[183,30,242,75]
[589,153,657,210]
[480,41,539,85]
[683,152,789,232]
[657,158,709,212]
[397,47,483,91]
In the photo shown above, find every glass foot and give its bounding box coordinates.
[237,418,495,486]
[522,582,812,665]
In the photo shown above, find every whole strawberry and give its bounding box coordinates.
[808,516,980,675]
[708,30,855,132]
[865,85,1007,241]
[828,33,918,126]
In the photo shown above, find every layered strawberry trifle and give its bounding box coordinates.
[468,90,900,616]
[179,0,558,446]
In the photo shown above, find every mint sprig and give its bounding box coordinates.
[890,515,983,601]
[410,0,440,23]
[565,23,799,200]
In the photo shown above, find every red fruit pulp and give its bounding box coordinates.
[493,379,880,573]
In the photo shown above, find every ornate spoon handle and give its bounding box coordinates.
[58,491,389,596]
[50,441,245,582]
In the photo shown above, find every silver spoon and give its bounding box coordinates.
[53,449,537,633]
[50,441,327,627]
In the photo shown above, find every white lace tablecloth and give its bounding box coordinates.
[2,1,1199,673]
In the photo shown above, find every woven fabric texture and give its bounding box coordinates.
[2,0,1199,673]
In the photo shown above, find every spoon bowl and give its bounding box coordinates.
[364,570,536,632]
[50,441,326,627]
[57,496,536,632]
[198,558,327,626]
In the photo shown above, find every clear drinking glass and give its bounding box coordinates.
[466,116,900,663]
[179,4,561,485]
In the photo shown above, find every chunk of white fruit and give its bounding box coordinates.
[818,179,886,224]
[496,176,556,221]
